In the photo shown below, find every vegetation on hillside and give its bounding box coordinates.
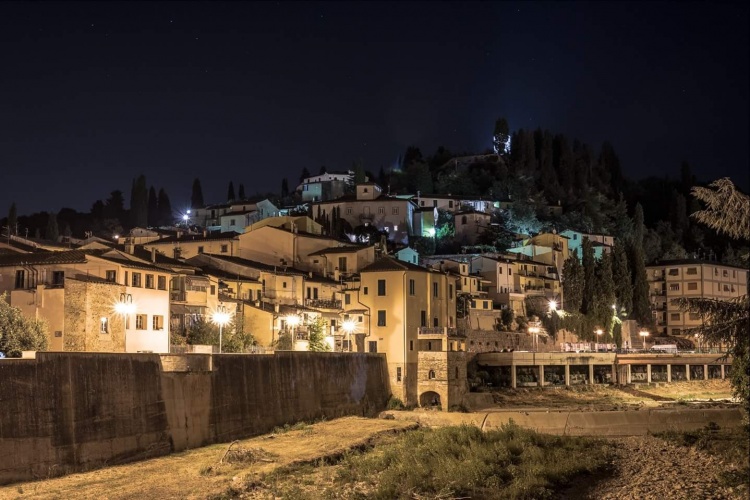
[0,293,48,357]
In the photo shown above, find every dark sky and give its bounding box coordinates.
[1,1,748,215]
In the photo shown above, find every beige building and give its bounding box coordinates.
[454,210,491,245]
[647,260,748,337]
[142,231,240,260]
[0,249,173,353]
[352,257,460,406]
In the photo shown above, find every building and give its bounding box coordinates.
[454,210,492,245]
[142,231,240,260]
[412,194,462,213]
[647,259,748,337]
[218,199,280,233]
[296,171,352,202]
[0,249,173,353]
[560,230,614,260]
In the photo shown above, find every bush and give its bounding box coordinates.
[0,293,48,357]
[386,397,406,410]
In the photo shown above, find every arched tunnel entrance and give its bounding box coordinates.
[419,391,442,408]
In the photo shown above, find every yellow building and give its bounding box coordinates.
[647,260,748,337]
[353,257,459,406]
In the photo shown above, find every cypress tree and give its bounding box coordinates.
[299,167,311,185]
[130,175,148,228]
[629,203,652,326]
[46,212,59,241]
[227,181,236,202]
[157,188,173,226]
[612,242,633,316]
[562,252,583,313]
[593,250,616,330]
[190,178,204,208]
[581,237,596,314]
[147,186,158,227]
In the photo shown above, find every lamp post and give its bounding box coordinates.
[212,305,231,353]
[596,328,603,351]
[694,333,701,353]
[639,329,650,351]
[285,314,300,342]
[528,325,541,352]
[342,319,356,352]
[114,293,135,346]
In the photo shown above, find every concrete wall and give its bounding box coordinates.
[0,351,390,485]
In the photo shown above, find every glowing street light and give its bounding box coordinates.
[528,325,541,352]
[212,305,232,353]
[639,329,650,351]
[342,319,356,353]
[548,300,557,313]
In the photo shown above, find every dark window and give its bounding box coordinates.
[221,244,228,253]
[338,256,347,272]
[132,273,142,287]
[409,340,414,351]
[345,294,351,305]
[396,367,402,382]
[421,311,426,327]
[449,284,453,299]
[428,370,436,379]
[14,270,24,289]
[210,285,216,295]
[363,286,368,295]
[145,274,154,289]
[377,279,386,296]
[433,317,438,327]
[52,271,65,286]
[198,246,204,254]
[106,270,117,283]
[409,279,415,295]
[368,341,378,353]
[377,310,386,326]
[433,282,438,297]
[157,276,166,290]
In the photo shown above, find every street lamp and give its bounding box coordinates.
[212,305,231,353]
[114,293,135,341]
[528,325,541,352]
[342,319,356,352]
[548,300,557,313]
[694,333,701,353]
[596,328,603,351]
[639,329,650,351]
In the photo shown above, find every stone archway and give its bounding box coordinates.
[419,391,441,408]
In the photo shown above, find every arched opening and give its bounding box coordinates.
[428,369,436,379]
[420,391,441,408]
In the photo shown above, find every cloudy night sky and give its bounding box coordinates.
[1,1,748,215]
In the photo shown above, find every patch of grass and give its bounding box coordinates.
[330,423,613,499]
[272,421,314,434]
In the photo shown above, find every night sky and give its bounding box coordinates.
[1,1,748,215]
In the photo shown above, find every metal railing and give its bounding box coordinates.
[418,326,458,336]
[304,298,342,309]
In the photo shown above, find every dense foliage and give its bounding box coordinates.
[0,293,48,357]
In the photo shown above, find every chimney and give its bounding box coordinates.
[274,303,280,313]
[124,239,135,255]
[151,247,157,263]
[309,271,313,278]
[334,267,340,281]
[203,229,207,237]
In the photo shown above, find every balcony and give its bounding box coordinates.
[305,298,342,309]
[418,327,462,337]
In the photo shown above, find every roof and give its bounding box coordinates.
[308,245,370,256]
[146,231,239,244]
[0,249,90,267]
[198,265,259,282]
[360,257,431,273]
[95,253,176,273]
[312,194,415,205]
[648,259,749,271]
[197,254,309,276]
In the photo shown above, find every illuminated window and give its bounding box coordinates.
[100,317,109,334]
[377,310,386,326]
[152,315,164,330]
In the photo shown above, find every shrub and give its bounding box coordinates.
[386,397,406,410]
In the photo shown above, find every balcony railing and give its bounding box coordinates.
[418,326,458,336]
[305,298,342,309]
[171,291,186,302]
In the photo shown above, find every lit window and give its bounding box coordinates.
[100,317,109,334]
[152,315,164,330]
[135,314,147,330]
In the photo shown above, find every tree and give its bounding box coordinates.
[306,317,330,352]
[238,183,246,200]
[227,181,236,202]
[157,188,173,226]
[299,167,311,185]
[629,203,651,325]
[562,252,584,313]
[45,211,59,241]
[191,178,205,208]
[186,317,219,346]
[592,250,616,333]
[147,186,159,227]
[353,160,367,184]
[612,242,633,316]
[0,293,48,357]
[492,117,510,155]
[7,202,17,235]
[222,315,255,353]
[581,238,596,315]
[275,330,293,350]
[678,178,749,415]
[130,175,148,228]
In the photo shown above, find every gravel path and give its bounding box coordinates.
[581,435,748,500]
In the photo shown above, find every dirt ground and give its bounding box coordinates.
[0,418,417,500]
[1,380,743,499]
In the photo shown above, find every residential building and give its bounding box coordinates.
[219,199,280,233]
[296,171,352,202]
[560,230,614,260]
[647,260,748,337]
[142,231,239,260]
[395,247,419,265]
[237,225,349,271]
[412,194,461,213]
[454,210,491,245]
[507,231,570,275]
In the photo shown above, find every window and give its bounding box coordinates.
[363,286,368,295]
[100,317,109,334]
[428,370,436,380]
[377,310,386,326]
[722,270,728,277]
[377,279,386,296]
[132,273,142,287]
[508,268,512,275]
[669,283,680,291]
[152,315,164,330]
[462,215,467,225]
[282,281,287,288]
[135,314,147,330]
[420,200,425,206]
[670,313,681,321]
[499,267,503,275]
[338,257,347,272]
[433,282,438,297]
[221,244,228,253]
[52,271,65,286]
[688,312,700,321]
[346,207,352,215]
[433,200,438,207]
[449,284,453,299]
[345,294,351,305]
[672,328,681,335]
[449,200,454,209]
[409,340,414,351]
[409,279,415,295]
[392,207,399,215]
[421,311,426,327]
[686,267,697,275]
[668,269,679,276]
[455,366,459,379]
[687,282,698,291]
[368,341,377,353]
[396,367,402,382]
[198,246,204,254]
[378,207,385,215]
[433,317,438,327]
[106,270,117,283]
[145,274,155,289]
[210,285,216,295]
[230,219,236,226]
[723,284,730,291]
[157,276,166,290]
